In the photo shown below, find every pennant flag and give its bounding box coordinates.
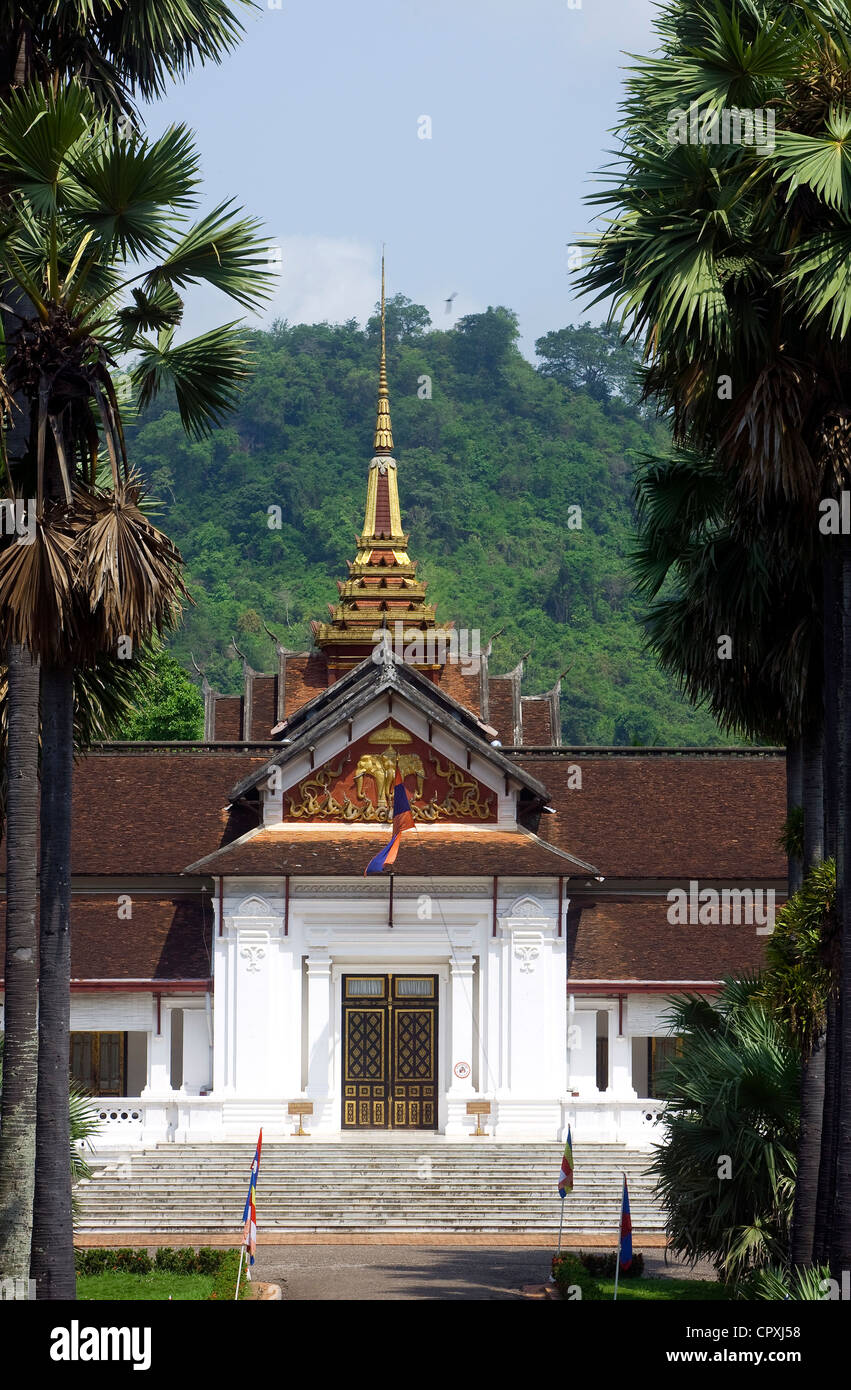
[558,1126,574,1198]
[618,1173,632,1272]
[241,1129,262,1268]
[364,766,415,874]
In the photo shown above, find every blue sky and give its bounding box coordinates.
[143,0,657,357]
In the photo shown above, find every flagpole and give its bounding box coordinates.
[234,1244,245,1302]
[556,1196,566,1258]
[613,1172,624,1302]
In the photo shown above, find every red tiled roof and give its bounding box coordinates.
[521,696,553,745]
[285,653,330,715]
[250,675,278,741]
[487,676,516,741]
[0,750,271,876]
[184,825,595,877]
[514,753,786,880]
[568,897,768,982]
[0,895,211,981]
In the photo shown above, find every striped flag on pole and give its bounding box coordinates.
[242,1129,262,1269]
[365,767,415,874]
[618,1173,632,1271]
[558,1126,574,1197]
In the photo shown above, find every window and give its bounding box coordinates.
[70,1032,126,1096]
[345,978,384,997]
[647,1036,682,1099]
[395,978,434,997]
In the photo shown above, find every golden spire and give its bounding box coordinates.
[373,251,394,454]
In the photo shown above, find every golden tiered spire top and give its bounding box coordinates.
[312,254,451,678]
[373,252,394,454]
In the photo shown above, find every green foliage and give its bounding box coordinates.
[75,1247,153,1275]
[76,1245,232,1276]
[760,859,836,1054]
[551,1252,602,1300]
[123,315,737,746]
[576,1249,645,1279]
[535,321,644,405]
[778,807,804,862]
[115,647,203,740]
[650,977,800,1281]
[739,1263,832,1301]
[209,1248,247,1300]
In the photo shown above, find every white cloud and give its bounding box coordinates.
[265,236,378,326]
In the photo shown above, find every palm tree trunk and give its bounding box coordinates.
[30,665,75,1299]
[791,1030,825,1265]
[815,994,840,1265]
[786,735,803,894]
[0,643,40,1282]
[802,724,824,870]
[790,722,825,1266]
[831,536,851,1275]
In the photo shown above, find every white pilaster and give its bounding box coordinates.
[306,953,333,1101]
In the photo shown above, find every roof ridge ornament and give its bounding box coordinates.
[373,249,394,454]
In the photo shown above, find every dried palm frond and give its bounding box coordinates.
[0,508,80,662]
[76,474,189,659]
[721,359,820,506]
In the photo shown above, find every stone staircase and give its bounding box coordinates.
[76,1142,666,1235]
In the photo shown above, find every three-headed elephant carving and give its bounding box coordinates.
[354,753,396,807]
[394,753,425,799]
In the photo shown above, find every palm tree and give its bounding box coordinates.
[0,80,271,1298]
[0,646,39,1278]
[632,442,829,1261]
[650,977,800,1283]
[0,0,260,1292]
[578,0,851,1274]
[760,860,836,1265]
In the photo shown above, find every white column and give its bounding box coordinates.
[306,953,333,1101]
[445,954,475,1136]
[611,997,636,1099]
[141,1001,174,1143]
[143,1003,172,1096]
[448,955,476,1091]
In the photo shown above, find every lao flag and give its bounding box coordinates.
[364,766,415,874]
[618,1173,632,1272]
[558,1127,574,1198]
[242,1129,262,1267]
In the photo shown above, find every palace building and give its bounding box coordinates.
[0,273,786,1151]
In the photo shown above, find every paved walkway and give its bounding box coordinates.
[249,1245,716,1302]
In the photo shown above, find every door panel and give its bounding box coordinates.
[342,975,437,1130]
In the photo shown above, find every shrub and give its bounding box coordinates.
[738,1264,832,1301]
[196,1247,227,1275]
[75,1247,151,1274]
[209,1249,247,1301]
[577,1250,644,1280]
[551,1253,601,1301]
[155,1246,198,1275]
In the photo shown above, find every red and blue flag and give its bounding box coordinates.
[618,1173,632,1271]
[242,1129,262,1267]
[364,766,415,874]
[558,1127,574,1198]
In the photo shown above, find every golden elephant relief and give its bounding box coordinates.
[354,750,425,807]
[285,747,494,822]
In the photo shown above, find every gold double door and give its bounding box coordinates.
[342,974,438,1130]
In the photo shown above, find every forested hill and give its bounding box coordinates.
[125,302,731,746]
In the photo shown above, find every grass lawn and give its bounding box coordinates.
[593,1276,730,1301]
[77,1271,217,1301]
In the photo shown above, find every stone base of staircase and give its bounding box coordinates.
[76,1141,666,1237]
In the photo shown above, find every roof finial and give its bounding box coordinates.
[373,248,394,454]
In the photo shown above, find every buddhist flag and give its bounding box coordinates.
[242,1129,262,1268]
[558,1127,574,1198]
[364,766,415,874]
[618,1173,632,1272]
